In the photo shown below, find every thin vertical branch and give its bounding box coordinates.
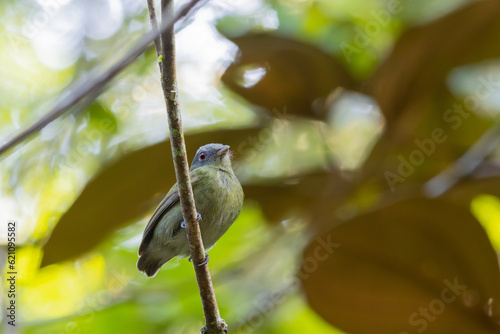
[147,0,227,332]
[147,0,163,73]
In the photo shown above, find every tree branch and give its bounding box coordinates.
[0,0,205,157]
[147,0,163,73]
[424,119,500,197]
[148,0,227,332]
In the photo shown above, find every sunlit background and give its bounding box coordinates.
[2,0,500,333]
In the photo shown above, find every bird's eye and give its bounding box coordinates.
[199,152,207,161]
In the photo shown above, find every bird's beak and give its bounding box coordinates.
[216,145,230,157]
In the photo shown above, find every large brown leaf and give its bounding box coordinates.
[221,33,357,120]
[301,198,500,334]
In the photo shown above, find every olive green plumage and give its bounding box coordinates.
[137,143,244,277]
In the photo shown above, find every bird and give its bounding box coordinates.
[137,143,244,277]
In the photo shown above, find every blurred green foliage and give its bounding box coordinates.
[2,0,500,334]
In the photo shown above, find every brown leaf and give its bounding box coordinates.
[444,175,500,207]
[222,33,356,120]
[301,198,500,334]
[243,172,339,224]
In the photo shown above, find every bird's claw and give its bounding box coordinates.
[181,212,202,229]
[189,253,209,266]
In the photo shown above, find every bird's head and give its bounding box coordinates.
[190,143,233,171]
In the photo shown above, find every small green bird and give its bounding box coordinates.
[137,143,244,277]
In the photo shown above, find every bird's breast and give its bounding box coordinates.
[193,168,243,247]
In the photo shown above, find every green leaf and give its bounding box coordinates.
[87,100,117,134]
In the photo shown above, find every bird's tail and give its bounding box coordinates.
[137,252,174,278]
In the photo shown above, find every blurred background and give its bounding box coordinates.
[1,0,500,333]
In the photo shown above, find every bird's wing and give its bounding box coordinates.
[138,173,201,256]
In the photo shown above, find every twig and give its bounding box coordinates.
[472,160,500,178]
[339,119,500,225]
[147,0,163,73]
[0,0,205,157]
[312,118,500,234]
[148,0,227,332]
[424,119,500,197]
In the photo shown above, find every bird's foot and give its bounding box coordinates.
[189,253,209,266]
[181,212,202,228]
